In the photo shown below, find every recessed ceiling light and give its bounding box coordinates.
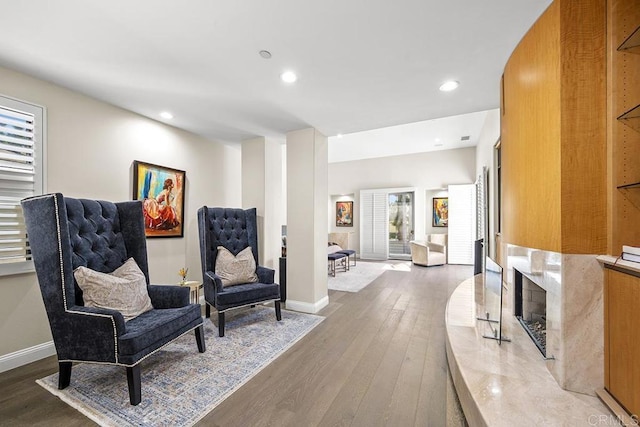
[259,50,272,59]
[160,111,173,119]
[337,133,343,138]
[439,80,460,92]
[280,71,297,83]
[435,138,441,142]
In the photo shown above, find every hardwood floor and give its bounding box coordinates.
[0,263,473,427]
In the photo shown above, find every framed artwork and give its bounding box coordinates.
[133,160,185,238]
[336,201,354,227]
[433,197,448,227]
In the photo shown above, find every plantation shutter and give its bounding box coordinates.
[448,184,476,265]
[360,190,388,260]
[0,96,45,275]
[476,171,485,240]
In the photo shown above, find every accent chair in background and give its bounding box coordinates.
[21,193,205,405]
[410,233,448,267]
[197,207,281,337]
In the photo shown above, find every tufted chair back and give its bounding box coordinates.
[23,193,150,312]
[197,206,282,337]
[197,207,259,274]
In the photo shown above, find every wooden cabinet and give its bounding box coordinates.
[601,3,640,419]
[604,267,640,417]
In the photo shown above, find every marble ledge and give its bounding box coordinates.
[445,275,610,427]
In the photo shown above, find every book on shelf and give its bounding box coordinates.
[622,245,640,256]
[622,252,640,263]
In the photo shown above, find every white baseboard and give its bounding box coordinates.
[0,341,56,373]
[285,295,329,314]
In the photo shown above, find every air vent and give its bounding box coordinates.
[461,135,470,141]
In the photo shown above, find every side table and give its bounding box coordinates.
[180,280,202,305]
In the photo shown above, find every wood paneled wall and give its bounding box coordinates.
[559,0,607,254]
[501,0,607,254]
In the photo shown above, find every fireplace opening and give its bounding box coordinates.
[514,268,547,357]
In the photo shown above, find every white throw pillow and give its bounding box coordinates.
[215,246,258,287]
[327,244,343,254]
[74,258,153,321]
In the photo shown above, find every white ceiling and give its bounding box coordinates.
[328,109,495,163]
[0,1,551,147]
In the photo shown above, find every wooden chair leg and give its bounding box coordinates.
[275,300,282,321]
[218,312,225,337]
[195,325,206,352]
[126,365,142,406]
[58,361,72,389]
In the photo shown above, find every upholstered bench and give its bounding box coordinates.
[337,249,356,268]
[327,252,347,276]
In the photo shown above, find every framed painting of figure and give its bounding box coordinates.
[133,161,185,237]
[433,197,448,227]
[336,201,354,227]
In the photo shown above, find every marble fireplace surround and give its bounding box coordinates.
[506,244,604,395]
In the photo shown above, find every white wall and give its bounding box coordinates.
[241,137,284,274]
[328,147,476,255]
[474,109,501,259]
[0,65,241,360]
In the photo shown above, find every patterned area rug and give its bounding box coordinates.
[37,306,323,427]
[328,260,411,292]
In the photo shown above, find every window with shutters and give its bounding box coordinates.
[360,190,389,260]
[448,184,476,265]
[0,95,46,276]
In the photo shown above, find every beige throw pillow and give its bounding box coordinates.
[327,244,343,254]
[215,246,258,287]
[74,257,153,321]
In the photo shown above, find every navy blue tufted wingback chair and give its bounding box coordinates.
[21,193,205,405]
[197,207,281,337]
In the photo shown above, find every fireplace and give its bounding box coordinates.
[514,268,547,357]
[506,244,603,395]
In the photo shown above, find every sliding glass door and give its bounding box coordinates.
[388,191,414,259]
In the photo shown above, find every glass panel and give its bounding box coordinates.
[388,191,414,259]
[478,256,508,345]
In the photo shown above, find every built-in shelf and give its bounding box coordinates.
[617,182,640,190]
[617,104,640,133]
[618,25,640,53]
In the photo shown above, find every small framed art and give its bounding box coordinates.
[336,201,354,227]
[133,160,185,237]
[433,197,448,227]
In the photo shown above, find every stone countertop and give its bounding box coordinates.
[445,275,610,426]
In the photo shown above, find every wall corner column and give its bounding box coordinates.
[285,128,329,313]
[241,136,284,276]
